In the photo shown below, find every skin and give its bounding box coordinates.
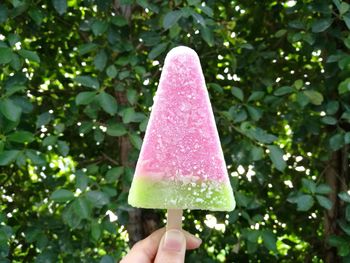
[121,227,202,263]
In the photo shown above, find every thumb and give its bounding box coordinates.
[154,229,186,263]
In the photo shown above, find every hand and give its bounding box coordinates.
[121,227,202,263]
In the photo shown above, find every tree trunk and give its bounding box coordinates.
[324,145,349,263]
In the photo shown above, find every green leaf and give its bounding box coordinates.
[5,85,26,96]
[8,131,34,143]
[76,91,97,105]
[326,101,339,115]
[111,15,128,27]
[91,20,108,36]
[73,197,91,219]
[316,184,332,194]
[74,76,100,89]
[94,50,107,71]
[91,221,101,240]
[97,92,118,115]
[316,195,333,210]
[0,150,19,166]
[321,116,337,125]
[86,191,109,208]
[78,43,98,55]
[275,29,287,38]
[0,47,13,64]
[296,195,314,211]
[262,230,277,252]
[148,43,168,60]
[127,89,138,105]
[311,18,332,33]
[246,105,262,121]
[346,205,350,222]
[345,132,350,144]
[344,13,350,30]
[302,178,316,194]
[163,10,182,30]
[240,123,277,144]
[50,189,74,202]
[129,133,142,150]
[199,5,213,17]
[122,108,136,123]
[25,150,46,166]
[57,140,69,156]
[76,171,88,191]
[0,98,22,122]
[339,221,350,236]
[42,135,58,146]
[0,5,8,23]
[106,123,127,137]
[344,35,350,49]
[339,192,350,203]
[106,65,118,78]
[18,49,40,63]
[251,146,264,161]
[192,13,205,27]
[248,91,264,102]
[267,145,286,172]
[52,0,67,15]
[100,255,115,263]
[36,112,52,128]
[231,87,244,101]
[329,133,344,151]
[106,167,124,183]
[94,129,104,143]
[274,86,295,96]
[338,78,350,94]
[328,235,347,247]
[303,90,324,105]
[339,2,350,16]
[294,79,303,90]
[201,26,214,47]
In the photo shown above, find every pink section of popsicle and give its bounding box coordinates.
[134,46,228,183]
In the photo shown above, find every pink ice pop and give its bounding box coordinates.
[128,46,235,211]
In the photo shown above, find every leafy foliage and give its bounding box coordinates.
[0,0,350,262]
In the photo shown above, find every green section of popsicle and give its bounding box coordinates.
[128,175,235,211]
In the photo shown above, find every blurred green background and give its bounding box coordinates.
[0,0,350,262]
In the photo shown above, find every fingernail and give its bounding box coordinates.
[191,235,202,246]
[163,230,185,252]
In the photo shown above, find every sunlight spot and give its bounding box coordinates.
[284,180,293,188]
[143,79,150,85]
[285,0,297,7]
[106,210,118,222]
[237,165,245,175]
[295,166,305,172]
[233,74,240,81]
[231,171,239,177]
[216,74,225,80]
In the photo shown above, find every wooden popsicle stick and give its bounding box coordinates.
[166,209,183,230]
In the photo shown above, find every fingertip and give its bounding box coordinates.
[183,231,202,250]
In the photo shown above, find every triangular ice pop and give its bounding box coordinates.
[128,46,235,212]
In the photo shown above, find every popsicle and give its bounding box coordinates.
[128,46,235,213]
